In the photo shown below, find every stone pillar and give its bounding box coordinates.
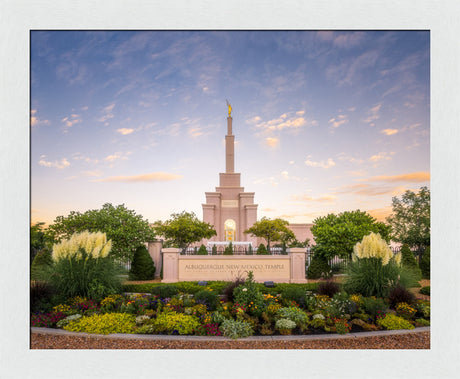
[161,248,181,283]
[288,248,308,283]
[148,240,163,279]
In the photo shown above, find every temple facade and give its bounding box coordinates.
[202,112,258,245]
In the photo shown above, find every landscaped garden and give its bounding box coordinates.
[31,232,430,339]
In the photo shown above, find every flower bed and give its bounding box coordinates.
[30,273,430,339]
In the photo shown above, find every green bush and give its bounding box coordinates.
[307,255,331,279]
[212,245,217,255]
[419,286,430,296]
[48,232,122,301]
[256,243,268,255]
[233,272,265,316]
[420,246,430,279]
[151,284,179,299]
[31,248,53,281]
[64,313,136,334]
[129,245,155,281]
[152,311,201,335]
[247,244,253,255]
[344,257,418,298]
[194,289,220,311]
[361,296,389,318]
[197,244,208,255]
[223,242,233,255]
[401,244,422,279]
[220,319,254,339]
[280,286,306,305]
[377,313,414,330]
[276,307,308,326]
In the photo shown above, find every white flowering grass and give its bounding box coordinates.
[352,232,395,266]
[49,231,121,300]
[52,231,112,261]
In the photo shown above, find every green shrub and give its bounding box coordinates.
[387,284,415,308]
[275,318,296,331]
[344,257,417,298]
[151,284,179,299]
[152,311,201,335]
[129,245,155,281]
[401,244,422,279]
[307,254,331,279]
[197,244,208,255]
[174,282,203,294]
[31,248,53,281]
[377,313,414,330]
[48,232,121,301]
[419,246,430,279]
[64,313,136,334]
[415,318,430,326]
[223,242,233,255]
[233,272,265,316]
[247,244,253,255]
[223,278,246,302]
[194,289,220,311]
[256,243,268,255]
[276,307,308,326]
[361,296,389,319]
[212,245,217,255]
[419,286,430,296]
[220,319,254,339]
[280,286,306,305]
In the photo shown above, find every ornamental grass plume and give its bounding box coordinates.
[52,231,112,261]
[352,232,394,265]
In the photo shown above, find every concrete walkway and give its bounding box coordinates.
[31,326,430,342]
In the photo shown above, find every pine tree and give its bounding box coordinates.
[197,244,208,255]
[224,242,233,255]
[307,254,331,279]
[129,245,156,281]
[400,243,422,279]
[257,243,268,255]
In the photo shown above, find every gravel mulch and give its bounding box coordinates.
[31,328,430,349]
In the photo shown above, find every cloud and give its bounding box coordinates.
[38,155,70,169]
[81,170,103,177]
[117,128,134,135]
[31,109,50,128]
[369,151,395,162]
[98,103,115,124]
[305,155,335,168]
[261,208,276,212]
[362,172,430,183]
[380,128,399,136]
[338,153,365,164]
[265,137,279,148]
[367,207,393,222]
[329,114,348,129]
[281,171,289,179]
[104,152,131,162]
[72,153,99,164]
[363,103,382,124]
[94,172,183,183]
[61,114,81,133]
[188,127,203,138]
[290,194,337,202]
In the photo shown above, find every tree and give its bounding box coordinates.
[46,203,156,263]
[311,210,391,260]
[30,222,52,264]
[129,245,156,281]
[386,186,430,249]
[152,211,216,252]
[244,217,295,253]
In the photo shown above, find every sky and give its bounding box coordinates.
[31,30,430,226]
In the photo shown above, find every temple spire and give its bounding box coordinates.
[225,102,234,173]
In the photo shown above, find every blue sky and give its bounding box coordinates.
[31,31,430,226]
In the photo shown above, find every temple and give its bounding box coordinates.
[202,109,258,245]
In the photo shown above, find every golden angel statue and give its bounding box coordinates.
[226,99,232,117]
